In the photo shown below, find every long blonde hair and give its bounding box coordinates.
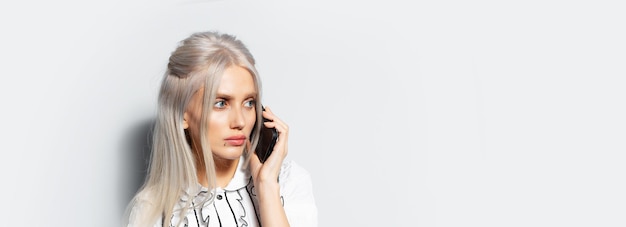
[124,31,263,227]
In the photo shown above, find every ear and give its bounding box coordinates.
[183,112,189,129]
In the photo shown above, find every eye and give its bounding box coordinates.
[244,99,256,108]
[214,100,227,109]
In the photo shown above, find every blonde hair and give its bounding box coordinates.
[124,31,263,227]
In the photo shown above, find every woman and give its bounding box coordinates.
[124,31,317,227]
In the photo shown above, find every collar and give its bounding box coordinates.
[198,156,251,193]
[222,156,251,191]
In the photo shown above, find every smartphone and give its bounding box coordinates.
[255,107,278,163]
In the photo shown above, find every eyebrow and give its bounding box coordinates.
[215,91,258,100]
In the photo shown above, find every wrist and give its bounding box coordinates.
[255,180,281,199]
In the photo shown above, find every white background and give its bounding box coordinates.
[1,0,625,226]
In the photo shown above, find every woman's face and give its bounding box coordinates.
[184,65,258,161]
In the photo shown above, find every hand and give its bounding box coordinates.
[248,106,291,226]
[249,106,289,186]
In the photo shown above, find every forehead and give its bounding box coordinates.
[216,66,257,96]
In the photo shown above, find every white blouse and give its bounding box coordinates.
[144,158,317,227]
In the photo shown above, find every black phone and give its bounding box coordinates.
[255,107,278,163]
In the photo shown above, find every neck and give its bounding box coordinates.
[194,152,239,188]
[213,156,240,188]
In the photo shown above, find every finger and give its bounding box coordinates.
[264,107,288,128]
[262,110,288,135]
[264,106,274,115]
[263,107,287,127]
[263,125,288,160]
[261,106,289,158]
[263,121,287,134]
[262,106,278,122]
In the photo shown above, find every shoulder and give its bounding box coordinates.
[278,160,315,196]
[279,160,312,182]
[124,189,163,227]
[278,160,318,227]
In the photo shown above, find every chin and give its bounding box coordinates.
[213,147,245,160]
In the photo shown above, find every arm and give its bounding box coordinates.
[249,106,290,227]
[279,161,318,227]
[256,162,318,227]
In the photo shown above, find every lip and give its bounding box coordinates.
[225,135,247,146]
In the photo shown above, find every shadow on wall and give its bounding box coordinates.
[119,118,154,211]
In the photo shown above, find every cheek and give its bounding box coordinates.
[207,115,226,136]
[247,112,257,129]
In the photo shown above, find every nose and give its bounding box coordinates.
[229,106,245,130]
